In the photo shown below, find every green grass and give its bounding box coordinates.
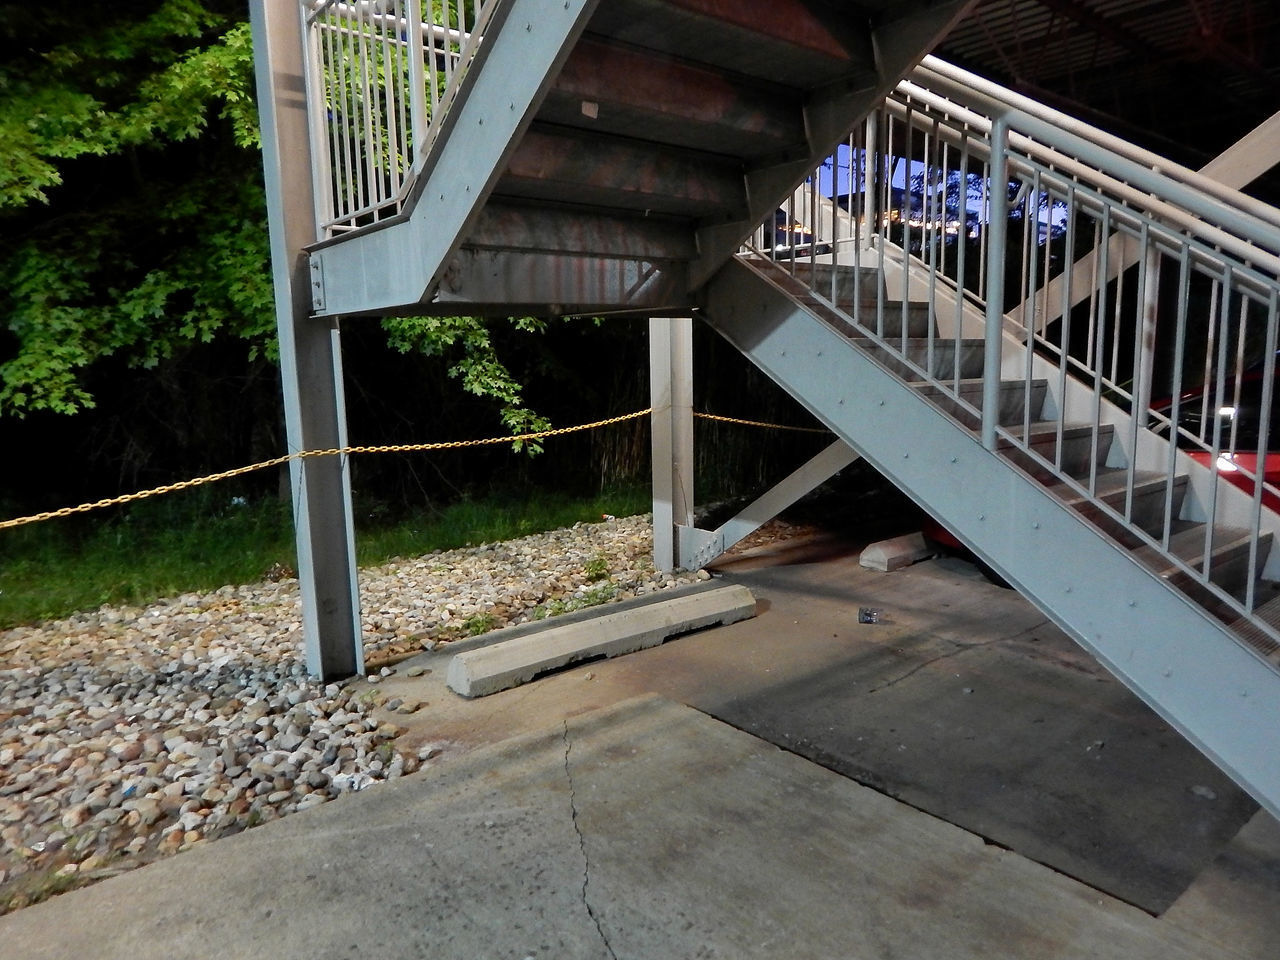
[0,484,650,629]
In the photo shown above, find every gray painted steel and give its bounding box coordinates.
[650,318,694,573]
[679,439,861,569]
[309,0,600,317]
[702,256,1280,821]
[252,0,362,681]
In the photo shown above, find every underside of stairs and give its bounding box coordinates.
[307,0,972,318]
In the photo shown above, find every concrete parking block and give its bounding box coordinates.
[860,531,934,571]
[446,584,756,697]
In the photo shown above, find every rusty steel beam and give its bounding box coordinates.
[542,36,804,156]
[499,126,746,218]
[464,201,698,261]
[662,0,849,58]
[434,248,693,316]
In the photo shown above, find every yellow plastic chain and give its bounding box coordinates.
[0,408,829,531]
[692,412,829,434]
[0,409,652,531]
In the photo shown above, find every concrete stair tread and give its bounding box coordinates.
[980,420,1109,444]
[1047,468,1177,502]
[1129,525,1259,574]
[911,377,1049,394]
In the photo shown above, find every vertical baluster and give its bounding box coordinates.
[981,116,1010,451]
[1202,270,1235,572]
[1023,169,1041,447]
[953,130,971,394]
[1162,245,1192,555]
[1201,277,1222,445]
[1054,184,1078,476]
[1089,205,1112,498]
[1247,288,1280,614]
[926,116,942,382]
[901,103,914,355]
[1124,222,1151,528]
[1108,229,1127,395]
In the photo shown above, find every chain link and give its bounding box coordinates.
[0,407,828,531]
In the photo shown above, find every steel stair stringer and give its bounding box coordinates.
[701,254,1280,822]
[306,0,600,319]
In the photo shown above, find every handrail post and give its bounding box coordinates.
[406,0,428,174]
[862,112,878,249]
[981,115,1010,450]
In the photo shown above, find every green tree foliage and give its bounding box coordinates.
[0,0,544,438]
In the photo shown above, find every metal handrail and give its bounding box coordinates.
[751,60,1280,655]
[299,0,500,237]
[916,57,1280,236]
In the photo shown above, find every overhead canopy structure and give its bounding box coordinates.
[939,0,1280,200]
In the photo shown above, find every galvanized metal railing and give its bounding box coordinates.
[300,0,499,237]
[751,57,1280,650]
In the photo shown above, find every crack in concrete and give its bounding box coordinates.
[562,721,618,960]
[866,621,1049,695]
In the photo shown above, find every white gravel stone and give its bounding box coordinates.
[0,514,699,901]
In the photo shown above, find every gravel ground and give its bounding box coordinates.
[0,514,701,912]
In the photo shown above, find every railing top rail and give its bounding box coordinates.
[916,56,1280,238]
[888,83,1280,280]
[308,0,472,45]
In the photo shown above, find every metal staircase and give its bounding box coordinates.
[695,56,1280,820]
[255,2,1280,818]
[300,0,971,318]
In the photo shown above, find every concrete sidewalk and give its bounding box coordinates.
[0,694,1260,960]
[2,534,1277,957]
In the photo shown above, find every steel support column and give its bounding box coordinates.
[252,0,363,681]
[650,317,694,572]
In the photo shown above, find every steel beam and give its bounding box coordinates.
[500,126,746,218]
[679,439,860,569]
[434,249,692,317]
[251,0,362,681]
[465,202,698,260]
[650,317,695,572]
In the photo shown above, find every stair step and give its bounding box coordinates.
[1047,469,1189,539]
[975,421,1116,482]
[786,262,884,301]
[852,338,986,380]
[1229,593,1280,665]
[589,0,863,90]
[913,378,1049,429]
[761,262,935,339]
[541,37,806,160]
[845,300,936,339]
[1131,525,1272,599]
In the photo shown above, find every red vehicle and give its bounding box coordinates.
[1154,368,1280,512]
